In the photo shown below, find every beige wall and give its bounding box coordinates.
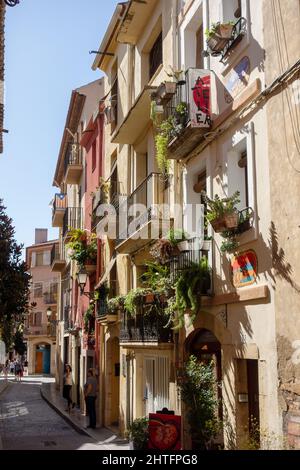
[263,0,300,447]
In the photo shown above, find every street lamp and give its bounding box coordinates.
[46,307,52,320]
[76,267,88,296]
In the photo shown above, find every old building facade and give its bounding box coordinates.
[51,0,300,449]
[25,229,59,376]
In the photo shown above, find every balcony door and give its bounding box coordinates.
[144,356,170,415]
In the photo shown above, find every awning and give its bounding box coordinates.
[95,256,116,290]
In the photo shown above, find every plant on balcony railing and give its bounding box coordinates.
[107,295,125,315]
[168,257,211,330]
[203,192,254,253]
[150,229,189,263]
[66,228,97,267]
[205,18,247,60]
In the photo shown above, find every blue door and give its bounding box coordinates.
[43,346,51,374]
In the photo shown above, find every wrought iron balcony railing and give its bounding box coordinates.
[116,172,171,247]
[64,143,82,172]
[120,310,173,344]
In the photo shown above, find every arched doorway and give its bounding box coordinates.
[185,329,223,449]
[35,344,51,374]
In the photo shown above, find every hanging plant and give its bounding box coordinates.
[171,258,211,329]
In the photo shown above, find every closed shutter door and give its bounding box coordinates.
[154,356,170,412]
[145,358,155,415]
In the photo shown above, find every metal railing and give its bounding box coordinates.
[169,238,211,289]
[116,173,171,246]
[64,143,82,173]
[120,309,173,344]
[52,193,67,215]
[164,77,189,130]
[43,293,57,305]
[63,207,82,236]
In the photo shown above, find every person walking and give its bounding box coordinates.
[63,365,75,413]
[15,361,22,382]
[3,360,9,381]
[84,368,98,429]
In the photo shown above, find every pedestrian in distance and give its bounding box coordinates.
[15,361,22,382]
[4,360,9,381]
[63,364,75,413]
[84,368,98,429]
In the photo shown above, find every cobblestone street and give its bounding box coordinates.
[0,377,118,450]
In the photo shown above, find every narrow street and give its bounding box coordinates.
[0,377,102,450]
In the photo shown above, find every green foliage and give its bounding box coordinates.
[166,228,188,246]
[14,328,26,356]
[124,288,150,318]
[172,258,211,329]
[175,102,188,116]
[125,417,149,450]
[107,296,125,314]
[205,21,235,39]
[140,261,172,293]
[84,303,95,333]
[179,356,220,449]
[0,200,31,349]
[66,229,97,267]
[220,238,239,254]
[203,191,240,223]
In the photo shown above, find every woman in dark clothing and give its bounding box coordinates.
[84,368,98,429]
[63,364,75,413]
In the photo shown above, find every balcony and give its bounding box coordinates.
[206,17,247,63]
[117,0,159,45]
[120,310,173,345]
[157,68,212,161]
[63,207,82,238]
[64,143,83,184]
[116,173,172,254]
[52,194,67,228]
[169,238,212,295]
[92,180,123,231]
[111,86,156,145]
[96,299,118,326]
[43,292,57,305]
[24,326,49,337]
[51,244,66,272]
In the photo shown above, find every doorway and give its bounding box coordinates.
[35,344,51,374]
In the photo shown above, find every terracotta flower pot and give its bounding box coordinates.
[224,212,239,229]
[210,217,227,233]
[144,293,155,304]
[177,241,189,252]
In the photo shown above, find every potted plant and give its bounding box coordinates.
[205,22,235,54]
[203,191,240,233]
[150,238,174,264]
[237,207,254,233]
[155,81,177,103]
[125,417,149,450]
[174,102,188,127]
[166,228,189,252]
[166,66,186,86]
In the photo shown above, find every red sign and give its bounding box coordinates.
[231,250,258,288]
[188,69,211,128]
[148,413,181,450]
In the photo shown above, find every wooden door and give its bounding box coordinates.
[36,351,43,374]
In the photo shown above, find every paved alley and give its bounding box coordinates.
[0,377,123,451]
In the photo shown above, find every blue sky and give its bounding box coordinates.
[0,0,118,250]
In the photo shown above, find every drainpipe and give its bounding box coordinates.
[172,0,179,71]
[203,0,210,70]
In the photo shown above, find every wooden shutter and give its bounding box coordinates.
[145,358,155,415]
[154,356,170,411]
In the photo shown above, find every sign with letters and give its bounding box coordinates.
[188,69,211,128]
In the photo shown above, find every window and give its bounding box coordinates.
[36,252,44,266]
[34,283,43,298]
[34,312,42,327]
[149,32,162,80]
[228,140,249,211]
[92,140,97,173]
[238,150,249,207]
[222,0,241,22]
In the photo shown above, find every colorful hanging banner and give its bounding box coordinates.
[231,250,258,288]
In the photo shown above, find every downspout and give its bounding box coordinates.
[204,0,210,70]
